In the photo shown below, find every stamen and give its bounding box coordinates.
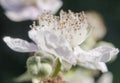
[30,10,91,47]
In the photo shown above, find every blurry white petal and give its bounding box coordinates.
[79,62,108,72]
[97,72,113,83]
[3,36,38,52]
[0,0,62,21]
[90,46,119,62]
[37,0,63,14]
[0,0,26,10]
[5,7,40,21]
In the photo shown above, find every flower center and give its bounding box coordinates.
[30,10,91,47]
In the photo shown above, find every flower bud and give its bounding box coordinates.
[26,56,52,79]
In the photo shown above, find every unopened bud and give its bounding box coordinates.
[26,56,52,79]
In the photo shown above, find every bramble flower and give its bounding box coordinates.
[0,0,62,21]
[3,10,119,72]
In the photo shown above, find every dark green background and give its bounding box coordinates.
[0,0,120,83]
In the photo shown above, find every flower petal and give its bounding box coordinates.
[0,0,25,10]
[90,46,119,62]
[5,6,40,21]
[44,31,60,48]
[74,46,102,62]
[29,29,55,55]
[75,46,119,63]
[3,36,38,52]
[37,0,63,14]
[78,62,108,72]
[96,62,108,73]
[74,46,94,62]
[75,46,108,72]
[44,31,77,65]
[28,29,46,50]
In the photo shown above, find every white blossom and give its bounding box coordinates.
[3,10,119,72]
[0,0,62,21]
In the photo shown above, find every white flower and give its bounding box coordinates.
[3,10,119,72]
[0,0,62,21]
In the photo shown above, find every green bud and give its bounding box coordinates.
[38,63,52,78]
[26,56,52,79]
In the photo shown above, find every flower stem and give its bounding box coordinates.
[52,59,61,77]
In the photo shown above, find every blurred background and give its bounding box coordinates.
[0,0,120,83]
